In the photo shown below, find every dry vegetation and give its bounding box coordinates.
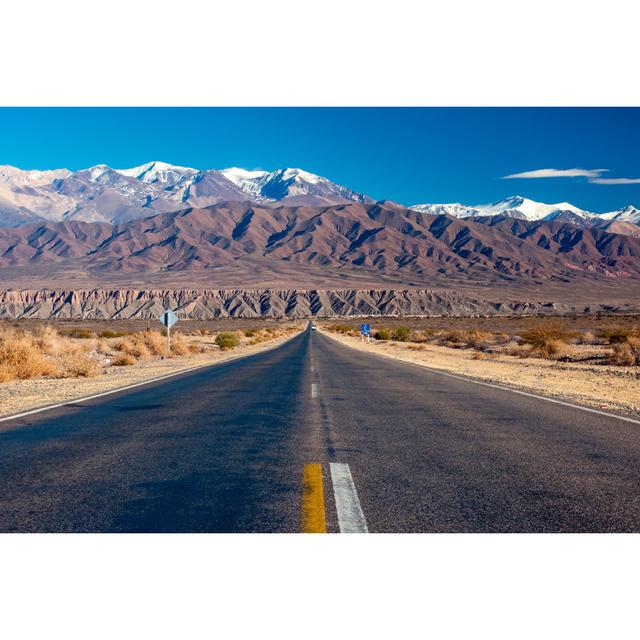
[0,323,296,383]
[325,316,640,367]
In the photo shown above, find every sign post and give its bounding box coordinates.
[161,309,178,352]
[360,323,371,343]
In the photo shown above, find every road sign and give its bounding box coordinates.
[361,323,371,336]
[161,309,178,352]
[161,309,178,329]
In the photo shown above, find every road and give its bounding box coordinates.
[1,325,639,532]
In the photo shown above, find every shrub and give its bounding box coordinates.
[599,327,638,344]
[216,332,240,349]
[244,328,257,337]
[59,350,100,378]
[143,330,168,356]
[170,333,189,356]
[0,330,58,379]
[464,330,494,350]
[520,326,577,347]
[392,326,412,342]
[112,354,136,366]
[611,336,640,365]
[443,330,464,344]
[529,338,573,360]
[374,328,391,340]
[578,331,596,345]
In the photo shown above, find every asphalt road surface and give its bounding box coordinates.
[1,325,639,533]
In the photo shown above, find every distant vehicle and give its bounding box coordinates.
[311,323,317,330]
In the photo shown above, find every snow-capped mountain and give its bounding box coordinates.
[115,160,198,186]
[0,162,372,227]
[220,168,270,198]
[600,205,640,223]
[222,166,373,205]
[411,196,596,222]
[410,196,640,235]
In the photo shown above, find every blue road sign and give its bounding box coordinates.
[162,309,178,329]
[361,323,371,336]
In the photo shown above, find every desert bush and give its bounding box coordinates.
[0,364,14,383]
[374,328,391,340]
[216,332,240,349]
[392,326,412,342]
[611,336,640,365]
[464,330,494,350]
[529,338,573,360]
[59,350,100,378]
[578,331,596,345]
[332,324,353,334]
[244,328,257,337]
[112,354,136,366]
[142,330,168,356]
[0,330,59,380]
[94,339,112,355]
[520,326,577,347]
[410,330,432,343]
[169,332,189,356]
[599,327,638,344]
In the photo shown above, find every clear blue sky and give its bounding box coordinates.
[1,107,638,212]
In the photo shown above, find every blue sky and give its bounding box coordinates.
[0,107,638,212]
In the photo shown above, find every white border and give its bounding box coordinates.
[2,1,638,106]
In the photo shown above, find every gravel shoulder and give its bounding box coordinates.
[0,329,301,419]
[321,329,640,418]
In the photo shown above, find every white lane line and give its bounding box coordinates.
[320,331,640,426]
[0,331,303,425]
[330,462,368,533]
[311,383,319,398]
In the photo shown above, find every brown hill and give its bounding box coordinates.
[1,202,640,297]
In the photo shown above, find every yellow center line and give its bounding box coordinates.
[300,463,327,533]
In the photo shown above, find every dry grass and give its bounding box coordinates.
[611,336,640,366]
[0,325,243,382]
[323,317,640,367]
[0,329,59,381]
[58,349,100,378]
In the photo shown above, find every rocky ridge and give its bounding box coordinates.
[0,288,636,320]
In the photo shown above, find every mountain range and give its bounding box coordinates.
[410,197,640,237]
[2,161,640,312]
[1,199,640,295]
[0,161,373,227]
[1,161,638,237]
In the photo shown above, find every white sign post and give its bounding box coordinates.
[161,309,178,352]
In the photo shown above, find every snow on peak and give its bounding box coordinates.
[115,161,198,184]
[411,196,591,222]
[221,167,331,199]
[0,165,72,185]
[279,167,324,184]
[601,204,640,222]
